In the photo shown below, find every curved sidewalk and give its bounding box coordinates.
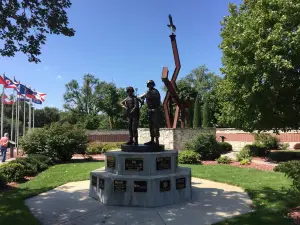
[25,177,253,225]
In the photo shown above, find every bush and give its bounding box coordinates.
[279,143,289,150]
[86,142,123,155]
[178,151,201,164]
[86,142,103,155]
[0,173,7,188]
[236,147,252,162]
[218,142,233,153]
[15,158,38,176]
[102,142,122,153]
[254,133,279,150]
[28,154,53,166]
[184,133,221,160]
[268,150,300,162]
[293,143,300,150]
[240,159,251,165]
[21,123,88,161]
[274,161,300,191]
[0,162,25,182]
[216,156,232,164]
[242,144,267,157]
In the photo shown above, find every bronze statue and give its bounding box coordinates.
[139,80,161,145]
[120,87,140,145]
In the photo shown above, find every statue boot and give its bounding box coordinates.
[155,137,159,145]
[134,137,138,145]
[125,137,134,145]
[144,137,155,145]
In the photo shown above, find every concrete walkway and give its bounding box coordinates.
[25,178,252,225]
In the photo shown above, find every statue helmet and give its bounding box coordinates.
[126,86,134,93]
[147,80,155,87]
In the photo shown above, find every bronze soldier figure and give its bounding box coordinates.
[120,87,140,145]
[139,80,161,145]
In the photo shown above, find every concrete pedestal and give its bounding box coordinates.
[89,146,192,207]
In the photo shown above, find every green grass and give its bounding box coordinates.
[0,161,104,225]
[0,162,298,225]
[185,164,298,225]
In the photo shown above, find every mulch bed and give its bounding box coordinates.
[289,206,300,225]
[202,160,276,171]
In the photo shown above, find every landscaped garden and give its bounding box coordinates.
[0,160,299,225]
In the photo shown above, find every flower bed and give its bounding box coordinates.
[202,160,275,171]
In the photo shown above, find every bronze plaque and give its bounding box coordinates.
[156,157,171,170]
[160,180,171,192]
[91,176,97,187]
[134,181,147,192]
[125,158,143,171]
[176,177,186,189]
[99,178,105,190]
[107,156,116,169]
[114,180,126,192]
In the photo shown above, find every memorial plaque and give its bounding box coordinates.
[156,157,171,170]
[134,181,147,192]
[176,177,186,189]
[160,180,171,192]
[125,158,143,171]
[107,156,116,169]
[91,176,97,187]
[99,178,105,190]
[114,180,126,192]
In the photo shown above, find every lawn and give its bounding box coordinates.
[0,161,105,225]
[0,162,298,225]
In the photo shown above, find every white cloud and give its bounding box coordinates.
[56,75,62,79]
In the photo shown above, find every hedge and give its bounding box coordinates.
[268,150,300,162]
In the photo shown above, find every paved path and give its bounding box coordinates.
[25,178,252,225]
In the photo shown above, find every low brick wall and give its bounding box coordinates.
[88,130,128,142]
[216,128,300,151]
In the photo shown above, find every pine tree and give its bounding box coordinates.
[202,99,210,127]
[193,96,201,128]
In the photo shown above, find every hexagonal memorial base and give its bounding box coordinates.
[89,167,191,207]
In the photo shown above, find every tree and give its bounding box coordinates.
[64,74,101,116]
[193,95,201,128]
[34,107,60,128]
[218,0,300,132]
[0,0,75,63]
[202,98,210,127]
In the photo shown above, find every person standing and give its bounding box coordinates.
[140,80,161,145]
[120,87,141,145]
[1,133,9,162]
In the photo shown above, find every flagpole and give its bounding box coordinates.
[28,96,31,133]
[15,93,18,145]
[17,91,20,151]
[1,84,4,138]
[23,87,26,136]
[33,102,35,130]
[11,93,14,140]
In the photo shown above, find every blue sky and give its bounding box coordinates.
[0,0,242,110]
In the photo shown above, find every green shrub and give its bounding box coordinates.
[21,123,88,161]
[254,133,279,150]
[0,162,25,182]
[15,158,38,176]
[242,144,267,157]
[102,142,122,153]
[0,173,7,188]
[268,150,300,162]
[178,150,201,164]
[274,161,300,191]
[218,142,233,153]
[279,143,290,150]
[240,159,251,165]
[236,147,252,162]
[86,142,103,155]
[28,154,53,166]
[184,133,221,160]
[216,156,232,164]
